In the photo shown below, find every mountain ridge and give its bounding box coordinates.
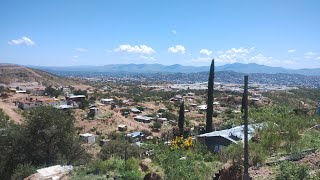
[25,63,320,76]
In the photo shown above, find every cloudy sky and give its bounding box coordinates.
[0,0,319,69]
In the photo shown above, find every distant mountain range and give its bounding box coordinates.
[28,63,320,76]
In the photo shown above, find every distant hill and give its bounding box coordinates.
[0,64,81,86]
[29,63,320,76]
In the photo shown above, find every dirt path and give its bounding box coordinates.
[0,100,23,124]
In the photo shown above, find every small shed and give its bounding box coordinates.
[134,115,153,123]
[118,124,128,131]
[131,108,141,114]
[127,131,145,142]
[80,133,95,144]
[197,105,207,111]
[89,107,100,116]
[99,139,110,146]
[157,117,168,124]
[100,98,114,105]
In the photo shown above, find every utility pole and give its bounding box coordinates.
[243,75,250,180]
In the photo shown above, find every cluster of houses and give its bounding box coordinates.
[17,97,67,110]
[16,93,87,110]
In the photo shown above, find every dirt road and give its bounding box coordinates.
[0,100,23,124]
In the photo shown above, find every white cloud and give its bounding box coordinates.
[288,49,296,53]
[75,48,88,52]
[189,46,302,68]
[216,51,224,55]
[114,44,155,55]
[305,52,315,56]
[73,55,79,58]
[304,52,317,59]
[316,56,320,60]
[199,49,212,56]
[191,57,211,63]
[249,54,281,65]
[225,47,254,54]
[215,47,254,64]
[8,36,35,46]
[140,55,156,61]
[168,45,186,54]
[171,30,177,35]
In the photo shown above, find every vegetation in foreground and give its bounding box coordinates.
[1,86,320,179]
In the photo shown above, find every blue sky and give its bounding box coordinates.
[0,0,319,68]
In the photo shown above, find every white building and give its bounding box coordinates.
[80,133,95,144]
[100,98,114,105]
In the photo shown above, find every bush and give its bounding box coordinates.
[108,131,126,140]
[249,142,267,166]
[11,163,36,180]
[275,161,310,180]
[161,111,178,120]
[99,139,140,160]
[219,142,243,164]
[153,121,162,129]
[153,146,221,179]
[71,157,143,180]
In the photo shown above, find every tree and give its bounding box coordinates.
[45,86,61,97]
[23,106,82,166]
[0,106,88,179]
[11,163,36,180]
[178,101,185,136]
[73,89,87,97]
[206,59,214,133]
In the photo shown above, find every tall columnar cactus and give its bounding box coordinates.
[178,101,185,136]
[206,59,214,133]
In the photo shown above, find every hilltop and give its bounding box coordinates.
[0,64,83,87]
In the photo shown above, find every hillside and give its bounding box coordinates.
[0,64,82,87]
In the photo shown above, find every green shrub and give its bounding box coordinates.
[11,163,36,180]
[275,161,310,180]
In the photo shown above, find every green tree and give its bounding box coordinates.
[73,89,88,97]
[23,107,78,166]
[0,106,88,179]
[178,101,185,136]
[206,59,214,133]
[45,85,61,97]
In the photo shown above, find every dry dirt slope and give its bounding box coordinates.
[0,64,82,86]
